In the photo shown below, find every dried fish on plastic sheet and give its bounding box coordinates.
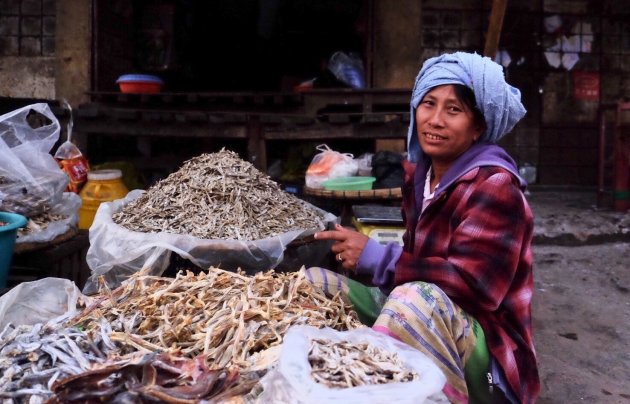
[0,318,116,403]
[70,267,362,370]
[0,175,52,218]
[112,149,326,240]
[16,212,67,238]
[308,338,419,388]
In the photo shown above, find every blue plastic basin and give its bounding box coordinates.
[0,212,28,288]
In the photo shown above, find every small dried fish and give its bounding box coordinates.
[112,149,326,240]
[70,267,362,370]
[0,175,54,217]
[17,212,67,237]
[0,320,117,402]
[308,338,419,388]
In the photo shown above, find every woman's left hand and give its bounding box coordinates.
[314,223,369,271]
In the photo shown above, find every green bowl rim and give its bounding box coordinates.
[321,176,376,185]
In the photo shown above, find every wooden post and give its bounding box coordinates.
[483,0,508,60]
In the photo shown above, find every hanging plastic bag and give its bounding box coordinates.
[54,100,90,193]
[328,51,366,89]
[0,103,68,217]
[256,325,447,404]
[305,144,358,189]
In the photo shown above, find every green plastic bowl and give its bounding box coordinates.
[322,176,376,191]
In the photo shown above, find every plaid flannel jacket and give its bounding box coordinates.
[396,161,540,404]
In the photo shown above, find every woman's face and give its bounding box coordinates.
[415,85,484,167]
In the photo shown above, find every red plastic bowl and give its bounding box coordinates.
[116,74,164,94]
[118,81,162,94]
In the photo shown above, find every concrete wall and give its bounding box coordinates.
[0,56,55,98]
[55,0,91,107]
[0,0,57,99]
[0,0,91,107]
[371,0,422,89]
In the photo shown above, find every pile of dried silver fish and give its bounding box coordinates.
[48,351,257,403]
[17,212,67,238]
[0,175,55,218]
[308,338,419,388]
[112,149,325,240]
[0,320,116,402]
[70,267,361,370]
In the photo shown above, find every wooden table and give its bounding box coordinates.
[303,186,402,225]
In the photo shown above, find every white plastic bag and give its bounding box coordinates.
[16,192,81,244]
[84,190,337,294]
[0,277,85,330]
[256,325,447,404]
[328,51,366,89]
[0,103,68,217]
[305,144,358,189]
[355,152,373,176]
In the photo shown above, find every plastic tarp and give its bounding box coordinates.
[85,190,337,293]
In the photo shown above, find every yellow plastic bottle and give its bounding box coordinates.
[79,169,129,230]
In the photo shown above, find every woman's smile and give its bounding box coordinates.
[423,132,447,141]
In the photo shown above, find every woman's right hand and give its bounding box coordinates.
[314,223,369,271]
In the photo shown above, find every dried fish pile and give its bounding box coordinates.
[308,338,419,388]
[112,149,325,240]
[71,267,361,370]
[0,175,55,218]
[17,212,67,238]
[0,321,116,402]
[48,352,258,403]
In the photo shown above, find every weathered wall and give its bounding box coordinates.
[0,56,55,98]
[55,0,91,107]
[0,0,56,98]
[0,0,91,105]
[372,0,422,89]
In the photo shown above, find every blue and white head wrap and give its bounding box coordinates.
[407,52,526,162]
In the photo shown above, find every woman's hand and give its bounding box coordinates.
[314,223,369,271]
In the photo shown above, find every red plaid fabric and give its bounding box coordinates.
[395,161,540,404]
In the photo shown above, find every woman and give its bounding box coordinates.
[311,52,539,403]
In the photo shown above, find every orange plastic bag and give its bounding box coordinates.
[305,144,358,189]
[54,100,90,193]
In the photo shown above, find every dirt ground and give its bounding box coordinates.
[526,190,630,403]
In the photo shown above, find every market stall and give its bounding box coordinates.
[0,103,447,401]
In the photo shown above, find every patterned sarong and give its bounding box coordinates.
[305,267,479,403]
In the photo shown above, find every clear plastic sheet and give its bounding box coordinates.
[0,277,84,330]
[85,190,337,293]
[15,192,81,244]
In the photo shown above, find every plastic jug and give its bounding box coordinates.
[79,169,129,230]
